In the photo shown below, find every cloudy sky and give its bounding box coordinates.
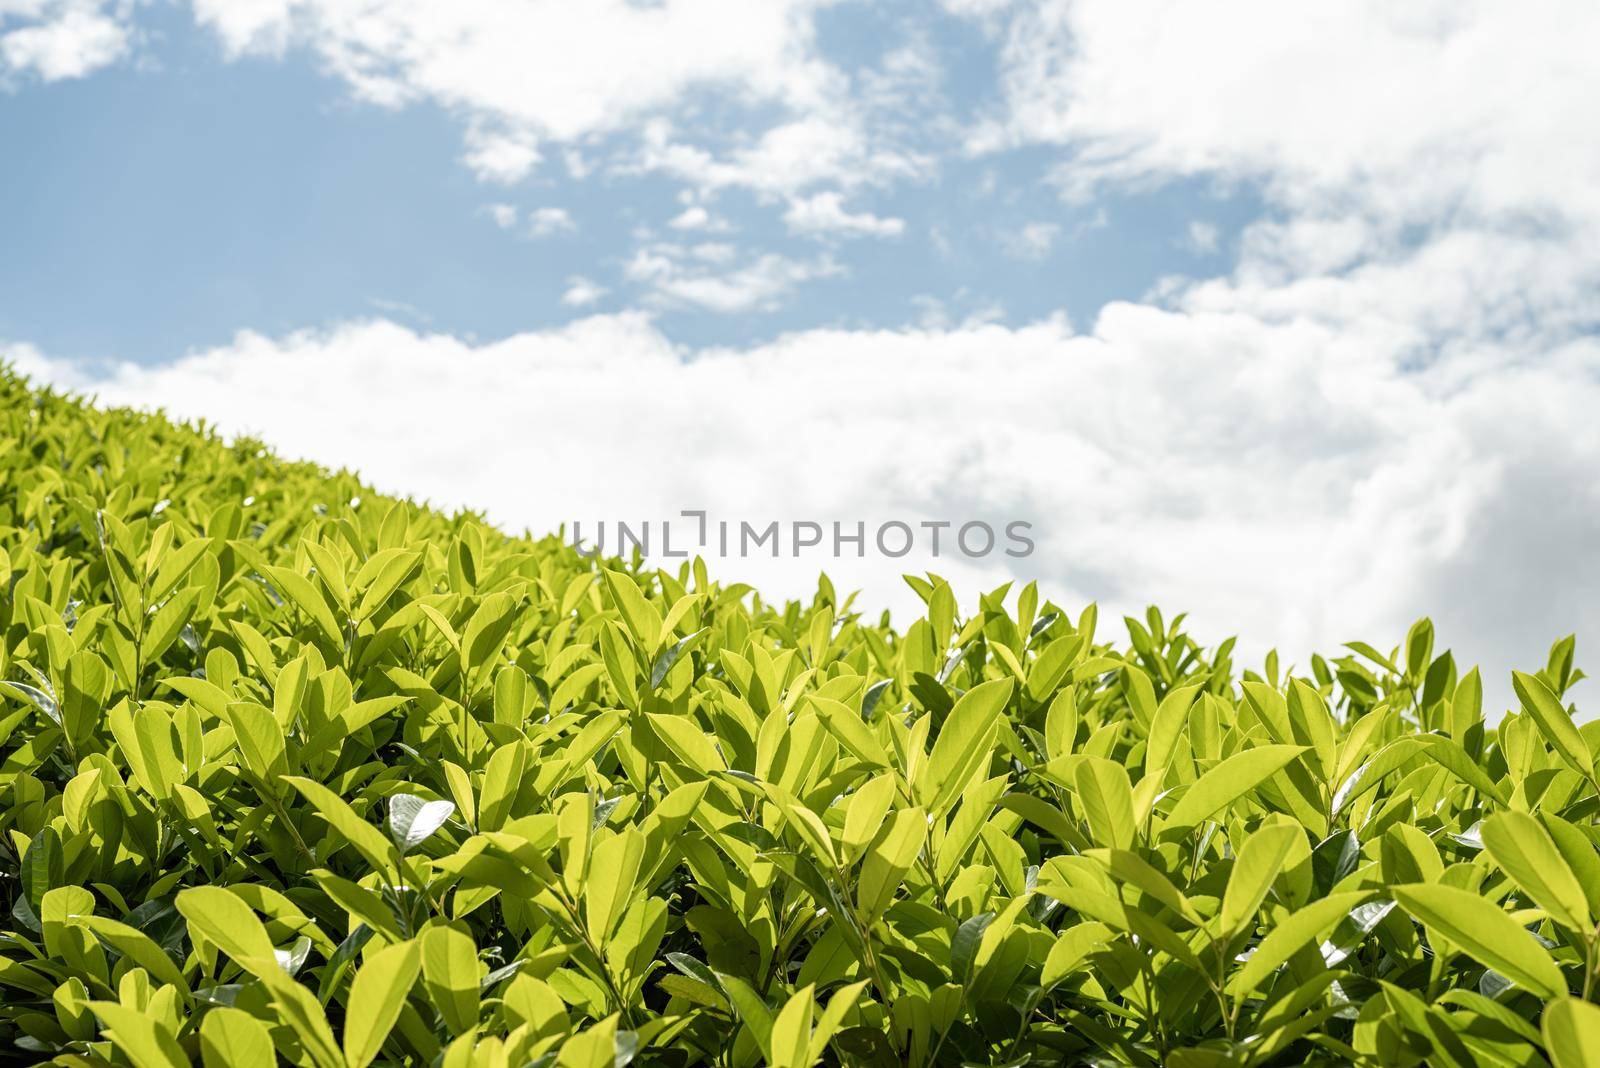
[4,0,1599,708]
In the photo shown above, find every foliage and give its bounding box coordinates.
[2,366,1600,1067]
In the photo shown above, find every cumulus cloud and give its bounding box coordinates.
[176,0,939,251]
[972,1,1600,295]
[526,207,576,238]
[1,0,129,81]
[461,127,542,184]
[666,206,732,232]
[978,1,1600,212]
[188,0,842,173]
[560,276,607,308]
[483,203,518,229]
[624,244,840,313]
[635,114,930,197]
[784,192,906,239]
[189,0,834,128]
[940,0,1015,17]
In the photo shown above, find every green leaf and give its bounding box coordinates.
[604,569,662,652]
[1481,811,1592,934]
[199,1007,276,1068]
[21,826,60,917]
[1512,671,1593,782]
[585,828,647,942]
[762,781,838,868]
[1392,883,1566,999]
[647,712,727,774]
[812,695,891,769]
[344,939,423,1068]
[352,547,423,620]
[1544,997,1600,1068]
[808,981,869,1064]
[262,563,346,649]
[718,975,775,1062]
[256,969,345,1068]
[1543,813,1600,919]
[79,915,191,993]
[1226,891,1373,995]
[88,1001,188,1068]
[284,774,398,874]
[421,924,483,1035]
[1074,756,1136,850]
[461,590,522,690]
[952,911,994,982]
[770,984,817,1068]
[224,701,289,784]
[1145,683,1199,780]
[1041,922,1113,990]
[1164,745,1308,830]
[1025,635,1082,705]
[0,679,58,725]
[1219,823,1300,937]
[856,806,926,923]
[557,1014,625,1068]
[918,677,1013,815]
[650,627,707,691]
[176,886,278,977]
[1417,734,1510,806]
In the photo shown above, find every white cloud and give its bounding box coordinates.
[625,244,840,313]
[481,203,576,237]
[561,148,591,181]
[1,0,129,81]
[667,206,732,232]
[636,114,930,197]
[978,0,1600,234]
[1000,221,1059,260]
[187,0,295,57]
[461,126,541,184]
[483,203,518,229]
[784,192,905,238]
[560,276,607,308]
[526,207,575,238]
[1185,221,1219,254]
[188,0,840,169]
[18,306,1600,712]
[688,242,737,265]
[966,0,1600,398]
[941,0,1015,17]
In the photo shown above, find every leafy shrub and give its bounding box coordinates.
[2,365,1600,1067]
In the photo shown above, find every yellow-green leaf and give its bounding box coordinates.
[345,939,423,1068]
[1392,883,1566,1000]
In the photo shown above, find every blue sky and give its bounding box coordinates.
[6,0,1600,707]
[2,1,1253,363]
